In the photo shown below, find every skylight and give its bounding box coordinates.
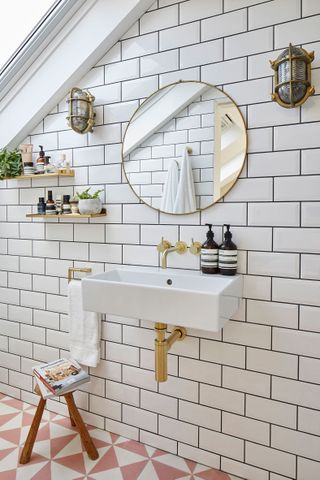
[0,0,56,71]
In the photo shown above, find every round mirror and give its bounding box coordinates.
[122,80,247,215]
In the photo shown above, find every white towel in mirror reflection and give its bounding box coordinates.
[160,159,179,213]
[173,147,196,214]
[161,148,196,214]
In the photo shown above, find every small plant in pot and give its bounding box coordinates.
[76,187,103,215]
[0,149,22,180]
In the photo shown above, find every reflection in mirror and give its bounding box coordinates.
[122,81,246,215]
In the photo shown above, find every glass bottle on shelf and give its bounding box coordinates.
[45,190,57,215]
[35,146,45,174]
[62,195,72,214]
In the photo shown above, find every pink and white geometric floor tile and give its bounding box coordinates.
[0,392,230,480]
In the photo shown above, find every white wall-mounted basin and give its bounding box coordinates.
[82,267,242,333]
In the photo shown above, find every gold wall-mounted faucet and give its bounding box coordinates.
[157,238,188,269]
[68,267,92,283]
[157,237,171,253]
[189,238,202,255]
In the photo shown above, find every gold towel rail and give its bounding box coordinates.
[68,267,92,283]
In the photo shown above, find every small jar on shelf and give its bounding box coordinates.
[62,195,72,214]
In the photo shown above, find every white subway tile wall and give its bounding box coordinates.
[1,1,320,479]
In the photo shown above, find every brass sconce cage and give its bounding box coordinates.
[270,43,315,108]
[67,87,95,133]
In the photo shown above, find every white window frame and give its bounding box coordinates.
[0,0,86,102]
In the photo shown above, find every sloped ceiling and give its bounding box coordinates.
[0,0,154,149]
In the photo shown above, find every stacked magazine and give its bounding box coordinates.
[33,358,90,399]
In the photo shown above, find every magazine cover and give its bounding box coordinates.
[34,375,55,399]
[33,358,90,395]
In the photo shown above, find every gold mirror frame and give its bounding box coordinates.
[122,80,247,215]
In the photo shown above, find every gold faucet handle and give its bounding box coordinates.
[189,238,202,255]
[175,241,188,254]
[157,237,171,253]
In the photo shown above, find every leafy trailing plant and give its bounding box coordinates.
[0,149,22,180]
[76,187,104,200]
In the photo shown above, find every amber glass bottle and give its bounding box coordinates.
[45,191,57,215]
[36,145,45,174]
[201,224,219,274]
[219,224,237,276]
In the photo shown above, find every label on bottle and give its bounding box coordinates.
[201,248,218,268]
[219,250,237,271]
[63,204,71,214]
[45,204,57,215]
[37,204,46,214]
[36,163,44,173]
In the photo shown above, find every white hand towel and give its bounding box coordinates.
[160,159,179,213]
[173,147,196,214]
[68,280,101,367]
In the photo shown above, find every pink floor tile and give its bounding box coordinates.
[0,393,231,480]
[121,459,149,480]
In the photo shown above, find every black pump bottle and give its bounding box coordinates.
[201,223,219,274]
[219,224,237,276]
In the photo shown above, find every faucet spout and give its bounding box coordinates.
[161,246,178,269]
[160,241,188,269]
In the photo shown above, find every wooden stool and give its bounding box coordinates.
[19,384,99,464]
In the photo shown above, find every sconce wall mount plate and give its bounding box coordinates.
[67,87,95,134]
[270,43,315,108]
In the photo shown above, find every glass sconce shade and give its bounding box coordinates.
[271,44,315,108]
[67,87,95,133]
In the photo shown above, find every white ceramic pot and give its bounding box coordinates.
[78,198,102,215]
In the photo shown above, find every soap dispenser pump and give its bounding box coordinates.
[219,224,237,276]
[201,223,219,274]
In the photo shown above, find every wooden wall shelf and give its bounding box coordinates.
[4,170,75,180]
[26,209,106,219]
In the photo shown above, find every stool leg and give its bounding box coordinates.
[64,393,99,460]
[67,404,76,426]
[19,397,46,464]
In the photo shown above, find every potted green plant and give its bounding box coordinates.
[0,149,22,180]
[76,187,104,214]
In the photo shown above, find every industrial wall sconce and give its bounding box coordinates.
[270,43,315,108]
[67,87,95,133]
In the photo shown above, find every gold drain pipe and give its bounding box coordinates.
[154,323,187,382]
